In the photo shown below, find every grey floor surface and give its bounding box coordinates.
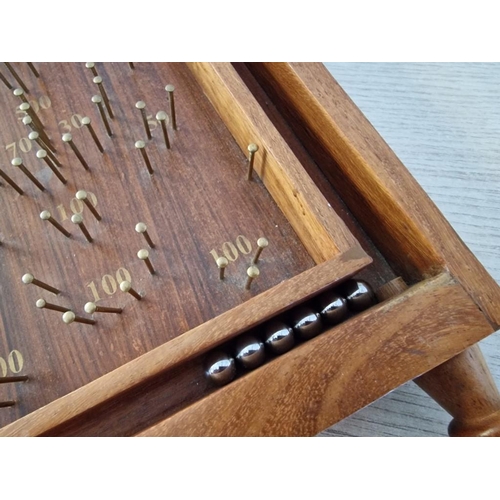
[318,63,500,437]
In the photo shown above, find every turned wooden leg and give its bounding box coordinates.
[377,277,500,437]
[415,344,500,437]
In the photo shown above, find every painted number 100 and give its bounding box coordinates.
[86,268,132,303]
[209,235,252,263]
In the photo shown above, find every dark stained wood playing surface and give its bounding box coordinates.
[0,62,316,426]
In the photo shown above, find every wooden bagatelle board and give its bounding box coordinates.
[0,62,499,436]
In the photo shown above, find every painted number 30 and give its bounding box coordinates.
[0,350,24,377]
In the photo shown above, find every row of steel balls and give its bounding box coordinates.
[205,279,377,386]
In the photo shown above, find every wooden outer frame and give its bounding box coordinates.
[138,273,494,436]
[186,62,360,264]
[0,63,371,437]
[246,62,500,328]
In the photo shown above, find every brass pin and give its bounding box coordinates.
[252,237,269,264]
[71,214,93,242]
[22,273,61,295]
[247,144,259,181]
[156,111,171,149]
[13,87,28,104]
[0,167,24,195]
[4,62,28,93]
[165,84,176,130]
[245,265,260,290]
[27,62,39,78]
[136,101,152,140]
[0,401,16,407]
[217,257,229,280]
[0,375,29,384]
[93,76,114,119]
[85,62,98,77]
[135,140,153,174]
[85,302,123,315]
[40,210,71,238]
[0,68,13,90]
[36,298,70,313]
[81,117,104,153]
[76,190,101,221]
[36,150,67,185]
[23,116,53,150]
[62,311,96,325]
[129,62,135,70]
[119,280,142,300]
[19,102,45,131]
[135,222,155,248]
[138,249,155,275]
[11,157,45,192]
[92,95,112,137]
[62,133,90,171]
[29,132,59,162]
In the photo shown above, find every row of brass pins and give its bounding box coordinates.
[40,190,101,241]
[85,64,114,120]
[134,106,175,174]
[6,64,154,334]
[11,65,171,328]
[135,222,156,275]
[217,238,269,290]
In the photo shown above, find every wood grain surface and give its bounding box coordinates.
[319,63,500,437]
[0,62,331,427]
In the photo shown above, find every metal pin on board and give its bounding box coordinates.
[11,157,45,192]
[62,133,90,171]
[217,257,228,280]
[27,62,39,78]
[135,222,155,248]
[245,265,260,290]
[13,87,28,103]
[119,280,142,300]
[0,376,29,384]
[136,101,152,140]
[36,298,70,313]
[40,210,71,238]
[138,249,155,275]
[165,84,176,130]
[135,140,153,174]
[62,311,96,325]
[71,214,93,242]
[84,302,123,315]
[22,273,61,295]
[85,62,98,77]
[252,237,269,264]
[0,167,24,195]
[76,190,101,221]
[4,62,29,93]
[93,76,114,118]
[81,117,104,153]
[92,95,112,137]
[247,144,259,181]
[156,111,170,149]
[36,151,67,185]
